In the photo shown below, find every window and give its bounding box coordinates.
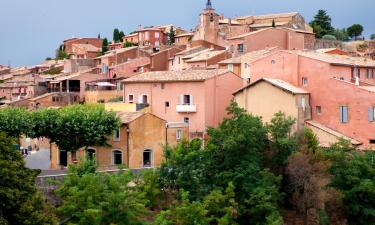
[271,60,276,64]
[138,95,148,104]
[113,128,120,141]
[176,129,182,140]
[367,69,374,79]
[178,57,181,64]
[155,41,160,47]
[370,140,375,144]
[339,106,348,123]
[145,32,149,40]
[113,150,122,165]
[161,83,165,89]
[210,13,214,22]
[227,64,234,72]
[128,94,134,103]
[316,106,322,115]
[155,32,160,38]
[302,77,308,87]
[184,117,189,124]
[238,44,244,53]
[87,148,96,160]
[301,97,306,110]
[165,101,170,107]
[244,63,248,69]
[143,150,152,168]
[354,67,360,78]
[368,106,375,122]
[180,95,193,105]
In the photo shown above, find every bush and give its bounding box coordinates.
[322,35,337,40]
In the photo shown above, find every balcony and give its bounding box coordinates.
[176,104,197,113]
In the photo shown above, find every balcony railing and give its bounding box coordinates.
[176,104,197,113]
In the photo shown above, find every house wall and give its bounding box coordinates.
[113,57,150,77]
[204,72,244,129]
[138,30,165,47]
[85,90,122,103]
[64,38,103,54]
[234,81,309,131]
[150,47,183,71]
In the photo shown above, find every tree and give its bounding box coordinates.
[97,33,101,39]
[124,41,134,48]
[56,162,148,225]
[33,104,120,154]
[333,28,349,41]
[0,107,34,138]
[322,34,337,40]
[102,38,109,54]
[167,26,176,45]
[371,34,375,40]
[272,19,276,28]
[347,24,364,40]
[0,132,57,225]
[113,28,121,43]
[119,31,125,41]
[328,144,375,225]
[310,10,334,38]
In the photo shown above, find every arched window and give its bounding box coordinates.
[143,150,152,168]
[87,148,96,160]
[113,150,122,165]
[210,13,214,22]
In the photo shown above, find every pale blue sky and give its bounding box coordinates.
[0,0,374,67]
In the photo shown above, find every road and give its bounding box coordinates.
[25,148,51,170]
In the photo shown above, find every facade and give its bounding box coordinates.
[185,50,228,69]
[51,112,189,169]
[247,49,375,148]
[70,44,101,59]
[137,28,166,48]
[175,33,194,45]
[227,28,313,57]
[122,69,243,139]
[63,38,103,55]
[233,78,311,131]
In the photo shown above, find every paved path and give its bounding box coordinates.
[25,148,51,170]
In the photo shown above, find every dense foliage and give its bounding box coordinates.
[56,160,148,225]
[0,132,57,225]
[310,10,334,38]
[347,24,364,40]
[0,105,121,153]
[102,38,109,54]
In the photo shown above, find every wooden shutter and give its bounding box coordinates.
[369,107,374,122]
[138,95,143,104]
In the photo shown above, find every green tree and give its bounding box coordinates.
[102,38,109,54]
[371,34,375,40]
[136,169,164,209]
[310,10,334,38]
[124,41,135,48]
[167,26,176,45]
[0,132,57,225]
[56,165,148,225]
[0,107,34,138]
[328,145,375,225]
[333,28,349,41]
[34,104,120,154]
[113,28,120,43]
[347,24,364,40]
[272,19,276,28]
[119,31,125,41]
[322,34,337,40]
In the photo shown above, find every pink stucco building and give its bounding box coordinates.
[247,50,375,149]
[122,69,243,139]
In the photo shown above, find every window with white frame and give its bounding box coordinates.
[128,94,134,103]
[238,44,244,53]
[367,69,374,79]
[176,129,182,141]
[138,95,148,104]
[113,128,120,141]
[155,32,160,38]
[316,106,322,115]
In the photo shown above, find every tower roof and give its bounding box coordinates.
[206,0,213,9]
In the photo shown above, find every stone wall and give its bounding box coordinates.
[314,39,343,50]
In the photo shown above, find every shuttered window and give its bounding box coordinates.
[339,106,348,123]
[369,106,375,122]
[179,95,194,105]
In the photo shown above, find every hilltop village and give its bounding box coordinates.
[1,0,375,170]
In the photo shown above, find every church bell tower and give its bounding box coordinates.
[197,0,219,44]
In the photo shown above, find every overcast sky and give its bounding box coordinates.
[0,0,374,67]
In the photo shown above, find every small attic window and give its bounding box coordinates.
[271,60,276,64]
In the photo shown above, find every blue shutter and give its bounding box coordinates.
[343,106,348,123]
[369,107,374,122]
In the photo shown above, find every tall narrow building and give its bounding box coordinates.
[195,0,220,44]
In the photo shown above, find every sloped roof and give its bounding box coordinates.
[234,78,309,95]
[219,47,278,64]
[117,111,144,124]
[122,69,228,83]
[249,21,288,28]
[182,48,211,59]
[236,12,298,20]
[186,50,227,62]
[175,46,207,56]
[299,51,375,68]
[175,33,194,38]
[305,120,362,146]
[227,28,273,40]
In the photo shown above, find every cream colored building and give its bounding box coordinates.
[233,78,311,131]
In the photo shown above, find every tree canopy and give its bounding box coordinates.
[0,132,57,225]
[310,10,334,38]
[102,38,109,54]
[347,24,364,40]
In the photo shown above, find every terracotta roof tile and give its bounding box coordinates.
[299,51,375,68]
[122,69,228,83]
